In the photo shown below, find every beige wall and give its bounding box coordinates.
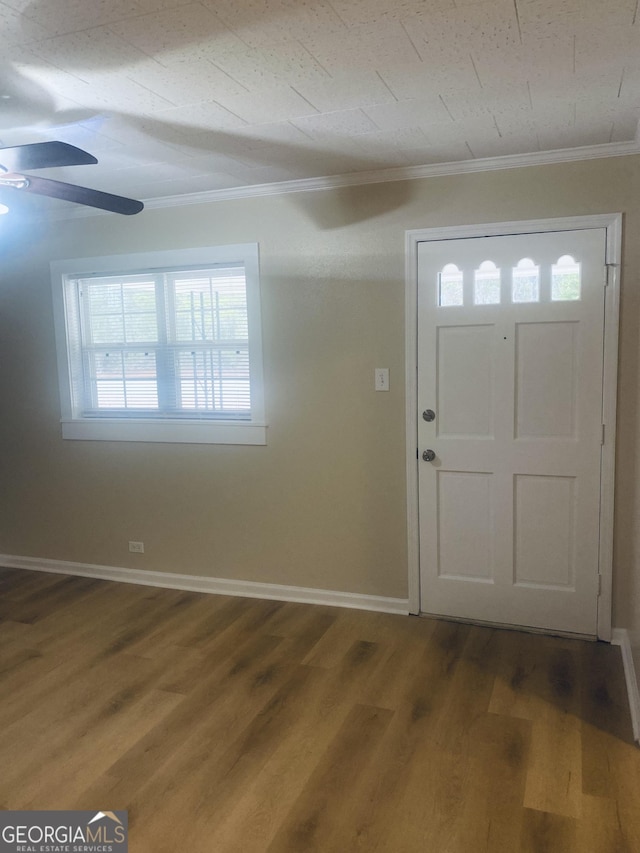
[1,156,640,639]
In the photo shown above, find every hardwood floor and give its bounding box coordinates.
[0,567,638,852]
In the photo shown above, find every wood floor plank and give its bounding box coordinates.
[1,574,102,623]
[579,639,636,803]
[356,621,436,711]
[267,703,394,853]
[0,650,181,803]
[18,689,185,809]
[0,568,75,603]
[202,637,398,850]
[520,808,577,853]
[1,568,640,853]
[314,622,482,852]
[104,632,288,785]
[522,643,584,819]
[523,712,583,819]
[576,794,635,853]
[24,581,174,657]
[127,664,327,852]
[456,712,531,853]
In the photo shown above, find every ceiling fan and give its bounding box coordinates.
[0,141,144,215]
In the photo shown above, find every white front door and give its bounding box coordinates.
[417,228,607,635]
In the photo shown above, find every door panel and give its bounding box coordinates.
[515,321,578,439]
[513,474,576,588]
[417,228,606,635]
[437,470,494,581]
[437,325,495,437]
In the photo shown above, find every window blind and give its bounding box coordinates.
[69,264,251,420]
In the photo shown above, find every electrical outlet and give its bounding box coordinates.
[128,541,144,553]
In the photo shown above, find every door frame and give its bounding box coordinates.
[405,214,622,640]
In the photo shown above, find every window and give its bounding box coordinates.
[51,244,266,444]
[512,258,540,303]
[551,255,581,301]
[474,260,500,305]
[438,263,464,306]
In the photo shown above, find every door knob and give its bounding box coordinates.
[422,409,436,422]
[422,449,436,462]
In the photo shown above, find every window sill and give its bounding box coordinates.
[60,418,267,445]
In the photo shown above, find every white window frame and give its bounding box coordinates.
[51,244,266,445]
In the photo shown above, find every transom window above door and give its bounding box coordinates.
[437,255,582,307]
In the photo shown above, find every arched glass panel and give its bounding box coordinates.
[512,258,540,303]
[474,260,500,305]
[551,255,581,301]
[438,263,463,306]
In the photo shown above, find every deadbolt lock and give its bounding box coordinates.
[422,409,436,422]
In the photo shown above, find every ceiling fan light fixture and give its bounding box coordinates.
[0,173,29,189]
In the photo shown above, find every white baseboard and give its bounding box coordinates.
[611,628,640,743]
[0,554,409,616]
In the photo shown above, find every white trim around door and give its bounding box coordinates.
[405,214,622,640]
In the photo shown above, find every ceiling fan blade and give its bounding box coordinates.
[0,141,98,172]
[16,174,143,215]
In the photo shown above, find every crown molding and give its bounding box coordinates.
[143,137,640,211]
[46,136,640,220]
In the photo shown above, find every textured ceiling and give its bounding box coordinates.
[1,0,640,208]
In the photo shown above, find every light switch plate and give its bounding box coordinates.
[375,368,389,391]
